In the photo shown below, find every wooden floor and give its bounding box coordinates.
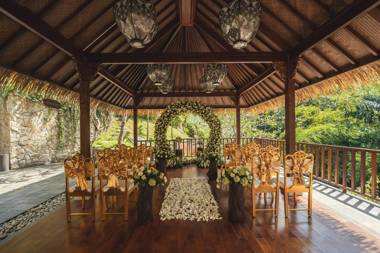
[1,166,379,253]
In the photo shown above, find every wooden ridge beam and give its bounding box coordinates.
[291,0,379,56]
[86,52,287,64]
[97,67,136,97]
[139,91,236,97]
[238,67,276,95]
[178,0,197,26]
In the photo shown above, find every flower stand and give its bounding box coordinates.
[137,186,153,225]
[207,156,218,181]
[228,183,245,222]
[156,158,167,172]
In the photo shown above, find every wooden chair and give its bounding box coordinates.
[283,151,314,218]
[64,153,95,222]
[251,151,281,218]
[97,148,130,221]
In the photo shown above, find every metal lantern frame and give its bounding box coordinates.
[113,0,158,48]
[147,64,171,86]
[219,0,261,49]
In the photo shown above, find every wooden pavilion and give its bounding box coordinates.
[0,1,380,252]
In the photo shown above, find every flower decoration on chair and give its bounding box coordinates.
[132,165,168,187]
[219,0,261,49]
[154,101,222,159]
[113,0,158,48]
[217,166,253,188]
[147,64,171,86]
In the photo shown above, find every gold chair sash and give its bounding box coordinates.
[64,154,94,191]
[285,151,314,185]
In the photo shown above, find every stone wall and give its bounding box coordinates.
[0,94,111,169]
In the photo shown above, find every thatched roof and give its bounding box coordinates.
[0,0,379,112]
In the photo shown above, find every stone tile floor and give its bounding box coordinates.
[0,164,64,223]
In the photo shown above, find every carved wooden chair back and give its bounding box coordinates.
[251,150,281,218]
[64,153,95,222]
[283,151,314,218]
[97,147,129,221]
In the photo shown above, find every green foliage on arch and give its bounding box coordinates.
[154,101,221,158]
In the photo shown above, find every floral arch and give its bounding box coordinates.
[154,101,221,159]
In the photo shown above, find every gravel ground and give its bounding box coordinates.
[0,193,65,241]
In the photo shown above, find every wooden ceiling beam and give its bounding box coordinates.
[239,67,276,95]
[178,0,197,26]
[290,0,380,56]
[97,67,136,97]
[139,91,236,98]
[125,104,249,110]
[87,52,286,64]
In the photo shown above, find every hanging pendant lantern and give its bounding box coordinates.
[203,64,228,86]
[147,64,171,86]
[200,76,216,94]
[113,0,158,48]
[158,79,174,94]
[219,0,261,49]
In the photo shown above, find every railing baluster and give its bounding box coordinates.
[351,150,356,192]
[315,146,320,178]
[371,152,378,199]
[334,148,339,186]
[321,146,325,180]
[342,149,347,193]
[360,151,366,195]
[327,147,332,183]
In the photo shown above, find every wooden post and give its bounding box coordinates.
[283,56,298,154]
[133,107,138,148]
[77,61,98,158]
[235,95,241,145]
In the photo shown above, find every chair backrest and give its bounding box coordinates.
[251,151,280,185]
[243,142,260,163]
[64,153,94,190]
[223,143,244,166]
[285,151,314,186]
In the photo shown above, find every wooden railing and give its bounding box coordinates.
[255,137,380,201]
[138,137,379,200]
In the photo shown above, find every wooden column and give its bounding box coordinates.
[235,95,241,145]
[283,57,298,154]
[77,61,98,158]
[133,108,138,148]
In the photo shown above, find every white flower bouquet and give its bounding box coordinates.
[132,165,168,187]
[217,166,253,187]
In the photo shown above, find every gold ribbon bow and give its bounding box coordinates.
[64,154,93,191]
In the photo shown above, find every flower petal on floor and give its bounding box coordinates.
[159,178,222,221]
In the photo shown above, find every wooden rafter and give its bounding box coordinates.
[290,0,380,56]
[0,0,137,103]
[238,67,276,95]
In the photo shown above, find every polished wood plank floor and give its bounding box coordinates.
[1,166,379,253]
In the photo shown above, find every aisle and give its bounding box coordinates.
[159,177,221,221]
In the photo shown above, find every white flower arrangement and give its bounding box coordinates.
[154,101,222,159]
[132,165,168,187]
[217,166,253,188]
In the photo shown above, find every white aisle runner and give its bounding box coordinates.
[159,178,222,221]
